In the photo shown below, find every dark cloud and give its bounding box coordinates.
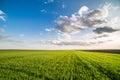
[93,27,119,34]
[80,18,106,27]
[87,10,101,18]
[87,9,107,20]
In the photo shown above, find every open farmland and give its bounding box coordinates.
[0,50,120,80]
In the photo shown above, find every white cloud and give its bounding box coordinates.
[56,15,82,33]
[106,17,120,29]
[87,3,111,20]
[45,28,51,32]
[41,9,47,13]
[0,10,5,15]
[55,3,119,34]
[1,3,120,50]
[0,31,119,49]
[0,10,6,21]
[42,32,112,47]
[55,33,72,42]
[0,16,6,21]
[42,3,119,49]
[78,6,89,16]
[45,28,54,32]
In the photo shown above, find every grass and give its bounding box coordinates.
[0,50,120,80]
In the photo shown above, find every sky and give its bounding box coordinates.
[0,0,120,50]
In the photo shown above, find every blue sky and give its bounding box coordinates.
[0,0,120,49]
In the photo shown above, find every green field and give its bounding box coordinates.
[0,50,120,80]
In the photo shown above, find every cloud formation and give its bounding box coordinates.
[49,38,112,46]
[0,10,6,21]
[78,6,89,16]
[41,9,47,13]
[55,3,111,34]
[93,26,119,34]
[92,34,108,39]
[45,28,54,32]
[87,3,111,20]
